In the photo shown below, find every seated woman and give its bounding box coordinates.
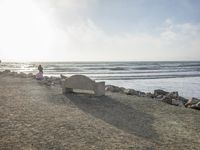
[36,65,44,80]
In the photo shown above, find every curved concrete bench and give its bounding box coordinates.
[62,75,105,96]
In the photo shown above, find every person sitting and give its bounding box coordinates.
[36,65,44,80]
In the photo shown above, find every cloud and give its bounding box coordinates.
[35,0,97,28]
[0,0,200,61]
[54,18,200,61]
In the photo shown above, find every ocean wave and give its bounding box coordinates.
[87,67,128,71]
[132,66,160,70]
[93,74,200,80]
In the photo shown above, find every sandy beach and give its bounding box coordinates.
[0,74,200,150]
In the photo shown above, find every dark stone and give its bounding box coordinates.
[105,85,124,93]
[166,92,179,99]
[156,95,163,99]
[161,96,172,104]
[161,91,181,106]
[136,91,146,97]
[124,89,137,95]
[190,102,200,110]
[19,72,27,78]
[60,74,68,79]
[145,92,155,98]
[154,89,169,96]
[185,97,200,107]
[178,96,188,105]
[171,99,184,107]
[27,73,34,78]
[3,70,11,74]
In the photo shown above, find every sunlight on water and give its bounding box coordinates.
[1,61,200,98]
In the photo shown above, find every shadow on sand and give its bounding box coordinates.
[64,93,158,140]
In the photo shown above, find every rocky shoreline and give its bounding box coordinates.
[1,69,200,111]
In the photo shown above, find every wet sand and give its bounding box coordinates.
[0,75,200,149]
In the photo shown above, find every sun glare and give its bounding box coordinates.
[0,0,54,61]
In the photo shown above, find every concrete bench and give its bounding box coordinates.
[62,75,105,96]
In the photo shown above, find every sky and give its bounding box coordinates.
[0,0,200,61]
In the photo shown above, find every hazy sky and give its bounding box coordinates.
[0,0,200,61]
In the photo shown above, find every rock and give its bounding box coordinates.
[105,85,114,92]
[119,87,126,93]
[145,92,155,98]
[7,71,15,76]
[136,91,146,97]
[156,95,163,99]
[32,75,36,79]
[161,92,180,105]
[185,97,200,107]
[51,77,61,85]
[49,76,60,83]
[44,76,49,80]
[40,76,61,86]
[12,72,18,76]
[105,85,124,93]
[19,72,27,78]
[27,73,33,78]
[40,80,51,86]
[154,89,169,96]
[50,76,57,80]
[178,96,188,105]
[3,70,11,74]
[190,102,200,110]
[60,74,68,79]
[124,89,145,97]
[171,99,184,107]
[161,96,172,104]
[124,89,137,95]
[166,91,179,99]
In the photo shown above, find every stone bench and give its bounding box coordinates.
[62,75,105,96]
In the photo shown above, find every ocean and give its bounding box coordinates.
[1,61,200,98]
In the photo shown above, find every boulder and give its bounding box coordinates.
[161,92,180,105]
[166,91,179,99]
[3,70,11,74]
[19,72,27,78]
[105,85,124,93]
[161,96,172,104]
[171,99,184,107]
[44,76,49,80]
[145,92,155,98]
[156,95,163,99]
[60,74,68,79]
[27,73,34,78]
[32,75,36,79]
[190,102,200,110]
[185,97,200,107]
[12,72,18,76]
[51,77,61,85]
[40,80,52,86]
[50,76,58,80]
[124,89,145,97]
[178,96,188,105]
[7,71,15,76]
[124,89,137,95]
[136,91,146,97]
[154,89,169,96]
